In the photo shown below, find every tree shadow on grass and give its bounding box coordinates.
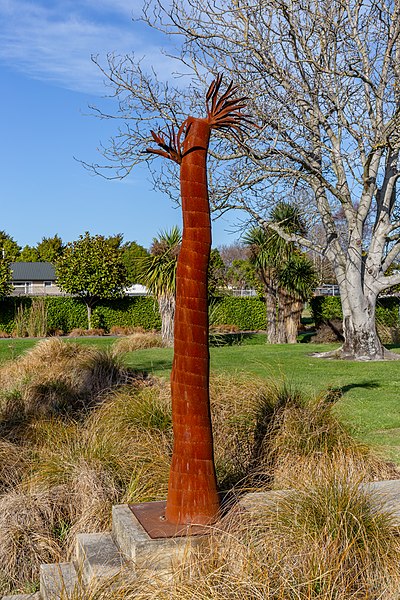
[325,380,380,401]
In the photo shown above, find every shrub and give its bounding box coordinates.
[209,323,240,333]
[218,466,400,600]
[68,328,87,337]
[12,298,48,338]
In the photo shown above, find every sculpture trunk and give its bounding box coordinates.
[165,118,220,525]
[146,75,250,527]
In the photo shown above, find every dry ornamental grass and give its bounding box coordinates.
[0,340,397,597]
[0,338,132,423]
[112,332,164,354]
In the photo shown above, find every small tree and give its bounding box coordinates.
[226,259,259,293]
[0,260,13,297]
[278,253,319,343]
[245,226,281,342]
[122,240,150,285]
[0,231,21,262]
[37,235,64,264]
[56,232,128,329]
[208,248,226,297]
[137,227,181,346]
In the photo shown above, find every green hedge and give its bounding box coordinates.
[0,295,267,335]
[93,297,161,331]
[376,297,400,327]
[3,294,397,336]
[46,297,87,332]
[310,295,400,327]
[210,296,266,331]
[0,296,162,335]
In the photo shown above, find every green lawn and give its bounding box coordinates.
[0,336,115,362]
[2,336,400,462]
[128,341,400,463]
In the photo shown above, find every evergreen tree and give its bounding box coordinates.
[56,232,127,329]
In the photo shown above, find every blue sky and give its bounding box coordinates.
[0,0,241,251]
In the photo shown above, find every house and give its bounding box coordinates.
[10,262,62,296]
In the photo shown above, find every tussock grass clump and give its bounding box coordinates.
[23,382,172,557]
[112,332,164,353]
[84,383,172,503]
[23,418,122,538]
[246,381,398,488]
[69,328,106,337]
[109,326,146,336]
[209,373,269,490]
[0,338,131,422]
[0,489,63,592]
[0,440,29,492]
[218,467,400,600]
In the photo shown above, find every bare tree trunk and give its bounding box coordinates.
[340,286,385,360]
[86,303,92,330]
[158,293,175,346]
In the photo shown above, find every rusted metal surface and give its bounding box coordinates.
[147,75,251,526]
[129,501,211,539]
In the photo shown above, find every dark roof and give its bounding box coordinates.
[10,262,56,281]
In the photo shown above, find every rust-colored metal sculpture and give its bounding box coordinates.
[147,76,249,525]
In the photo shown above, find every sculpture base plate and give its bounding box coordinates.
[129,501,212,539]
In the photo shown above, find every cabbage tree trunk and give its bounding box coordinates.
[285,299,303,344]
[158,293,175,347]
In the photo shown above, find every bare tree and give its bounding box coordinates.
[90,0,400,360]
[219,242,249,266]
